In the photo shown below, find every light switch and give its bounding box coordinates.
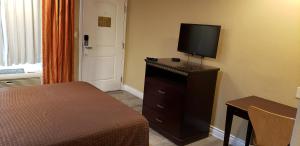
[297,87,300,99]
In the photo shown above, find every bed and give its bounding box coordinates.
[0,82,149,146]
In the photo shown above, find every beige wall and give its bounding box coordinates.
[124,0,300,139]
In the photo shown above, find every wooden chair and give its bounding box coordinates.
[248,106,295,146]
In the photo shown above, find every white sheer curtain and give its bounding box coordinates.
[0,9,5,66]
[0,0,41,66]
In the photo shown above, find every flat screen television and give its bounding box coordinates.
[177,23,221,58]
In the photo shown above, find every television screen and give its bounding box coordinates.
[177,23,221,58]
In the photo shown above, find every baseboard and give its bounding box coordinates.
[122,84,144,99]
[210,126,245,146]
[122,84,246,146]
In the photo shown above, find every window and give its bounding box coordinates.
[0,0,41,67]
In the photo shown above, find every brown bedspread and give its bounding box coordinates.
[0,82,149,146]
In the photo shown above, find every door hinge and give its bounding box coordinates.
[121,76,123,82]
[124,5,127,13]
[122,42,125,49]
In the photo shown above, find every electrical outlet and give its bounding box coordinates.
[297,87,300,99]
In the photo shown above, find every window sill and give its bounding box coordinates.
[0,63,42,80]
[0,72,41,80]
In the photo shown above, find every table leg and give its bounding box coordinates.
[223,107,233,146]
[245,121,253,146]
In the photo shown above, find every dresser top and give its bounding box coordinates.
[145,58,220,73]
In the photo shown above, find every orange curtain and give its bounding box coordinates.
[42,0,74,84]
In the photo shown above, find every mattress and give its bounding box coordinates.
[0,82,149,146]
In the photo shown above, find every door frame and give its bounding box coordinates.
[78,0,128,86]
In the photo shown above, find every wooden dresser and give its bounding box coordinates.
[142,58,220,146]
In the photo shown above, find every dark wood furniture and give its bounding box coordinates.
[224,96,297,146]
[142,58,219,146]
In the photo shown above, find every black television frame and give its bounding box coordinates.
[177,23,221,58]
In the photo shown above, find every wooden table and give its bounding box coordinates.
[223,96,297,146]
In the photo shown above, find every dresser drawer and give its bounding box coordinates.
[142,106,181,136]
[144,77,185,113]
[145,76,185,92]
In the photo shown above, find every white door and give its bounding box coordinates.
[81,0,127,91]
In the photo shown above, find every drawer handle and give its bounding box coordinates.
[155,118,163,123]
[156,104,165,109]
[157,90,166,95]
